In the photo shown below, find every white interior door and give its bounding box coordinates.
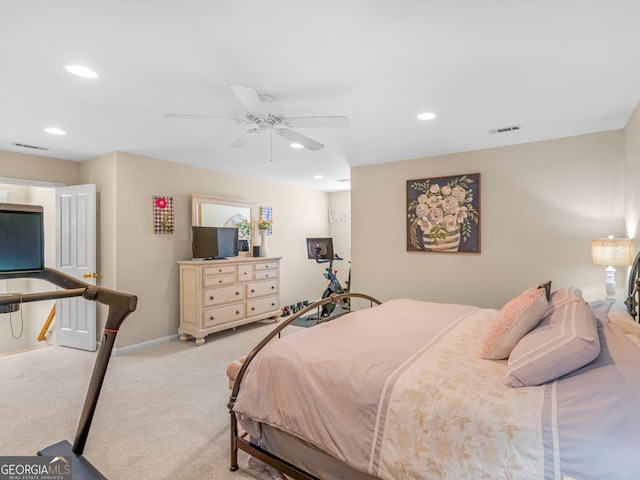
[55,184,97,351]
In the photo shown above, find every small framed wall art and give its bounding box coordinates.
[154,195,174,234]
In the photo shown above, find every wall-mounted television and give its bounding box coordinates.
[0,203,45,272]
[306,237,334,260]
[192,226,239,260]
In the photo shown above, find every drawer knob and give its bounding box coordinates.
[209,295,214,300]
[218,279,223,283]
[251,289,255,293]
[251,307,255,311]
[236,311,240,315]
[235,291,240,295]
[270,286,275,290]
[209,315,214,320]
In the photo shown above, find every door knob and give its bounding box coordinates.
[82,272,100,279]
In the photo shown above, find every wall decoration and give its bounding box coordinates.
[407,173,480,253]
[329,207,349,224]
[259,206,273,235]
[154,195,174,234]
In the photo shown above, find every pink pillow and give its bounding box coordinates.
[507,288,600,387]
[480,284,549,360]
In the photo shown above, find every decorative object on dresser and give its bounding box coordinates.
[178,257,281,345]
[591,236,633,301]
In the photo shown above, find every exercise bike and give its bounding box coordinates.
[314,247,351,317]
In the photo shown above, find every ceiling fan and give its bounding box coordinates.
[163,84,350,151]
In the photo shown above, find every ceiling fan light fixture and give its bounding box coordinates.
[44,127,67,135]
[313,175,324,179]
[290,143,304,149]
[417,112,436,121]
[65,65,98,78]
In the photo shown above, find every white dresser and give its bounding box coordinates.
[178,256,282,345]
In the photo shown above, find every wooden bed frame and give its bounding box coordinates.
[228,292,381,480]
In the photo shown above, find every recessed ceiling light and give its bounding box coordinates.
[313,175,324,179]
[417,112,436,121]
[44,127,67,135]
[290,143,304,149]
[65,65,98,78]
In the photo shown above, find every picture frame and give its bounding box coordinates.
[406,173,480,253]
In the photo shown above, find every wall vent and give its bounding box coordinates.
[487,125,521,134]
[12,143,49,151]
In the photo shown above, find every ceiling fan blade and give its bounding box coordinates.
[277,128,324,151]
[229,84,267,116]
[283,116,350,128]
[163,113,245,123]
[227,130,259,148]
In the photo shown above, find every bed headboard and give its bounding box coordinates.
[625,251,640,320]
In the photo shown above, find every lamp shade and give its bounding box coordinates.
[591,238,633,266]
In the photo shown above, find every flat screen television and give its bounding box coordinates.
[306,237,334,260]
[0,203,45,272]
[192,226,239,260]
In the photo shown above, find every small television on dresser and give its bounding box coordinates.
[192,226,239,260]
[0,203,45,272]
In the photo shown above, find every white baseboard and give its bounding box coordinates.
[112,334,180,356]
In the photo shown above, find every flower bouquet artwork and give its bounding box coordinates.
[407,173,480,253]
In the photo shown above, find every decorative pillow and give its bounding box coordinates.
[543,286,584,315]
[479,283,550,360]
[507,289,600,387]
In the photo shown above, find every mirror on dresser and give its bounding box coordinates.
[191,193,255,254]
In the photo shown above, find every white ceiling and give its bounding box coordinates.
[2,1,639,192]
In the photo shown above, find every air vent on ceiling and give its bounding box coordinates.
[487,125,521,134]
[337,179,350,183]
[13,143,49,151]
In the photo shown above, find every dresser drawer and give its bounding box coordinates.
[203,285,244,307]
[203,303,245,327]
[254,261,278,275]
[237,264,253,283]
[203,275,236,287]
[203,264,236,277]
[254,267,278,280]
[247,280,278,298]
[247,296,279,317]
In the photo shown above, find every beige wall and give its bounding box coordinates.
[351,130,627,308]
[77,152,331,348]
[0,149,332,351]
[0,150,81,186]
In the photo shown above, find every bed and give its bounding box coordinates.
[228,278,640,479]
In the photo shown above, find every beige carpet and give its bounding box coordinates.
[0,320,298,479]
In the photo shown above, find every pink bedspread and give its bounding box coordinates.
[233,298,640,479]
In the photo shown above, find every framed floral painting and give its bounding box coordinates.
[407,173,480,253]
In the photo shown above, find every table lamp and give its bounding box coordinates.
[591,236,633,301]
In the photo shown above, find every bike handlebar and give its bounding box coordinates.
[314,248,343,264]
